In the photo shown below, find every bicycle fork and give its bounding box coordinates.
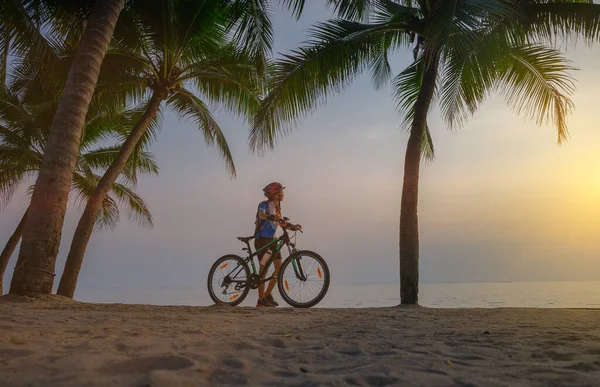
[286,244,307,281]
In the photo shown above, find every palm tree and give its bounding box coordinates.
[8,0,127,296]
[0,88,157,294]
[250,0,600,304]
[54,0,269,298]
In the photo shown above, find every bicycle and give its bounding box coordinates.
[207,217,330,308]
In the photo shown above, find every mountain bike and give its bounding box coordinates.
[207,217,330,308]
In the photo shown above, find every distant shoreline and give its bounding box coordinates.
[65,280,600,309]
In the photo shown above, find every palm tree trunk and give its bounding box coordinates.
[0,208,29,295]
[56,91,164,298]
[0,23,10,88]
[9,0,125,297]
[400,54,439,305]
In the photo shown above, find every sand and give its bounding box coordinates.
[1,295,600,386]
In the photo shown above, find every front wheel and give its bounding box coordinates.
[278,250,330,308]
[207,254,250,306]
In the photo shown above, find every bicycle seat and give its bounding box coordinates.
[237,236,255,243]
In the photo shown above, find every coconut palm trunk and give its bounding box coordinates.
[0,208,28,294]
[399,54,439,305]
[56,91,164,298]
[9,0,125,296]
[0,24,9,88]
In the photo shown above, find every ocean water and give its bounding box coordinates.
[76,281,600,309]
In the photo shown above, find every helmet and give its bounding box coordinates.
[263,182,285,198]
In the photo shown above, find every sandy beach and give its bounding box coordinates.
[1,296,599,386]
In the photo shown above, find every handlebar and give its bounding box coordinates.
[267,215,303,233]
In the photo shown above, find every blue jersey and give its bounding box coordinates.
[255,201,280,238]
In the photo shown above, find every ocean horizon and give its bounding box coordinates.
[74,280,600,309]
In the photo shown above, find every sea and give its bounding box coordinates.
[75,281,600,308]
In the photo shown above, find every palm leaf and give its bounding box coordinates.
[108,181,153,229]
[227,0,273,72]
[251,18,416,153]
[0,163,27,209]
[327,0,374,21]
[168,88,236,177]
[1,0,57,68]
[70,171,118,232]
[520,1,600,45]
[422,122,435,162]
[182,50,262,121]
[278,0,307,19]
[110,102,164,155]
[392,57,435,161]
[439,25,513,129]
[79,146,159,177]
[95,195,120,232]
[393,57,423,130]
[498,44,576,143]
[71,159,154,231]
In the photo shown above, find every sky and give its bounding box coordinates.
[1,3,600,295]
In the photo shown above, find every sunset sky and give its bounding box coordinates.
[1,3,599,294]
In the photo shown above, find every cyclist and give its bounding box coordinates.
[254,182,300,307]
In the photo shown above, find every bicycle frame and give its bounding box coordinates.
[226,229,306,286]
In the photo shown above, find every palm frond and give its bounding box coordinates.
[39,0,95,43]
[393,57,424,130]
[69,169,96,208]
[94,48,153,109]
[498,44,576,143]
[368,32,396,90]
[0,124,30,148]
[373,0,423,23]
[455,0,520,22]
[0,163,26,209]
[95,194,120,232]
[79,146,159,177]
[121,148,160,185]
[78,104,161,186]
[103,45,158,77]
[0,144,42,170]
[251,18,416,153]
[520,1,600,45]
[108,181,153,229]
[8,54,69,102]
[2,0,57,67]
[110,102,163,153]
[422,122,435,163]
[392,58,435,162]
[227,0,273,72]
[439,26,513,129]
[71,150,155,231]
[70,170,119,232]
[328,0,374,21]
[169,0,226,67]
[168,88,236,177]
[278,0,307,19]
[80,103,150,150]
[182,50,262,121]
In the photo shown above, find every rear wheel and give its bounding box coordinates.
[207,255,250,306]
[278,250,330,308]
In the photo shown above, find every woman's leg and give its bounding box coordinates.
[255,238,268,303]
[258,264,266,301]
[264,258,281,298]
